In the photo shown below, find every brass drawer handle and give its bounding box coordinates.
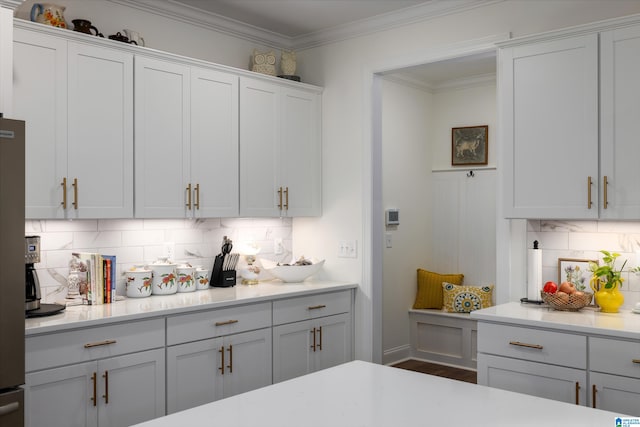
[603,175,608,209]
[284,187,289,210]
[307,305,326,310]
[227,345,233,373]
[84,339,117,348]
[186,183,192,210]
[102,371,109,404]
[632,359,640,364]
[61,177,67,209]
[592,384,597,408]
[72,178,78,209]
[575,381,580,405]
[91,372,97,406]
[215,319,239,326]
[509,341,543,350]
[587,176,592,209]
[310,327,316,352]
[195,183,200,210]
[277,187,283,210]
[219,346,225,375]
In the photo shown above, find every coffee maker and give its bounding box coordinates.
[25,236,64,317]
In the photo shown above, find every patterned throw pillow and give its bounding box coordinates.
[412,269,464,309]
[442,282,494,313]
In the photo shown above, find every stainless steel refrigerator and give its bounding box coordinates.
[0,116,25,426]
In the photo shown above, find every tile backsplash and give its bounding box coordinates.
[528,220,640,308]
[26,218,293,303]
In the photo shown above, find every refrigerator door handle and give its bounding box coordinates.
[0,401,20,416]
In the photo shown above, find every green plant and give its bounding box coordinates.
[589,250,627,289]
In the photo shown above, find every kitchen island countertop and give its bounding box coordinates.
[471,301,640,340]
[131,360,628,427]
[25,280,357,336]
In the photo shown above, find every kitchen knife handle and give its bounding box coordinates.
[277,187,283,210]
[575,381,580,405]
[72,178,78,209]
[61,177,67,209]
[310,327,317,352]
[592,384,597,408]
[603,175,608,209]
[219,346,225,375]
[587,176,592,209]
[508,341,543,350]
[284,187,289,210]
[84,339,117,348]
[91,372,97,406]
[102,371,109,404]
[195,183,200,210]
[186,183,192,210]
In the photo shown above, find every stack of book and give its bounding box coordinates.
[75,253,117,305]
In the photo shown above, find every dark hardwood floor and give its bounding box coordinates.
[392,359,477,384]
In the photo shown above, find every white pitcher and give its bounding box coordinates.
[123,29,145,46]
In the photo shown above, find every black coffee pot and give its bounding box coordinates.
[72,19,103,37]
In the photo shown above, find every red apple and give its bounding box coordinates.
[559,281,576,294]
[543,281,558,294]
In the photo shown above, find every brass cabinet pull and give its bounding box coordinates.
[592,384,597,408]
[215,319,239,326]
[91,372,97,406]
[195,183,200,210]
[84,339,117,348]
[227,345,233,373]
[61,177,67,209]
[575,381,580,405]
[508,341,543,350]
[310,328,317,352]
[277,187,283,210]
[0,401,20,417]
[72,178,78,209]
[102,371,109,404]
[219,346,225,375]
[603,176,608,209]
[284,187,289,210]
[587,176,592,209]
[307,305,326,310]
[318,326,323,351]
[632,359,640,364]
[186,183,192,210]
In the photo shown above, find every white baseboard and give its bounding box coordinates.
[382,344,411,365]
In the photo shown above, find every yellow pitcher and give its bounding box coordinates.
[590,280,625,313]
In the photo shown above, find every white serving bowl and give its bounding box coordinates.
[261,259,325,283]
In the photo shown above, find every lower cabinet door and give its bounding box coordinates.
[273,320,314,383]
[166,337,224,414]
[25,362,98,427]
[97,349,166,427]
[478,354,587,405]
[315,313,352,372]
[222,328,272,398]
[590,372,640,417]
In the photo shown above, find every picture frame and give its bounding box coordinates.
[451,125,488,166]
[557,258,597,291]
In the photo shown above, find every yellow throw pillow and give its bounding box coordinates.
[442,282,494,313]
[412,269,464,309]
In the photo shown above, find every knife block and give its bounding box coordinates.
[212,254,236,287]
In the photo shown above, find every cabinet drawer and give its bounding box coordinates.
[273,290,351,325]
[167,302,271,346]
[478,323,586,368]
[26,318,165,372]
[590,336,640,379]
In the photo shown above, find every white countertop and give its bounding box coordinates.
[25,280,357,336]
[131,360,629,427]
[471,302,640,340]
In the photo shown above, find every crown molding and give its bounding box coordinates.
[108,0,503,50]
[0,0,24,11]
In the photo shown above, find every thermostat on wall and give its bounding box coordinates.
[385,209,399,226]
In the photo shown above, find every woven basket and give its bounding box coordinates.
[540,291,593,311]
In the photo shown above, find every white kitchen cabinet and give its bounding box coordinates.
[476,322,588,405]
[13,25,133,219]
[239,76,321,217]
[24,319,166,427]
[135,56,239,218]
[165,302,272,414]
[272,290,353,383]
[501,33,599,219]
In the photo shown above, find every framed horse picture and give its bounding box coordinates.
[451,125,488,166]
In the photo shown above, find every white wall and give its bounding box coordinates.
[294,1,640,362]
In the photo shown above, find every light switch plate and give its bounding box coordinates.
[338,240,357,258]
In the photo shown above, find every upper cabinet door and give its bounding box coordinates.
[239,77,281,217]
[190,67,239,218]
[280,87,322,217]
[67,43,133,218]
[600,24,640,219]
[502,34,599,219]
[13,28,68,219]
[135,56,190,218]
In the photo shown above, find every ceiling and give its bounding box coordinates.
[121,0,497,86]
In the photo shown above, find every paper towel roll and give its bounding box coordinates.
[527,248,543,301]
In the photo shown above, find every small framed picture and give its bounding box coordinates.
[558,258,596,291]
[451,125,488,166]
